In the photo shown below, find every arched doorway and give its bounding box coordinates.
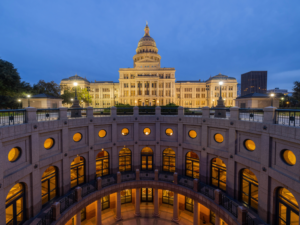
[119,148,132,172]
[70,156,85,188]
[162,148,176,172]
[277,188,299,224]
[241,169,258,210]
[96,151,109,177]
[185,151,199,178]
[138,99,142,106]
[211,158,227,191]
[141,147,153,171]
[41,166,58,205]
[6,183,26,225]
[145,99,149,106]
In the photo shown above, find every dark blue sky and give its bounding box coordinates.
[1,0,299,91]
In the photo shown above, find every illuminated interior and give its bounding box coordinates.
[214,133,224,143]
[41,166,57,205]
[98,130,107,138]
[241,169,258,210]
[121,128,129,136]
[244,139,256,151]
[162,190,174,205]
[73,133,82,142]
[141,147,153,171]
[163,148,176,172]
[188,130,197,139]
[70,156,85,188]
[165,128,173,136]
[185,151,199,179]
[44,138,54,149]
[211,158,227,191]
[282,150,296,166]
[6,183,25,225]
[278,188,299,225]
[119,148,132,172]
[96,151,109,177]
[143,128,151,135]
[8,147,21,162]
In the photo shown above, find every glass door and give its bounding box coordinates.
[141,188,153,202]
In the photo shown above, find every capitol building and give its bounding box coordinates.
[60,24,238,108]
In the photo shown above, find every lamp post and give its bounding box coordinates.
[27,95,31,107]
[281,97,284,107]
[206,85,210,107]
[214,81,226,118]
[70,82,82,117]
[86,86,90,106]
[18,99,21,109]
[70,98,73,108]
[270,93,275,106]
[219,81,223,101]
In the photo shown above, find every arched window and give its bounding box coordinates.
[41,166,58,205]
[211,158,227,191]
[96,151,109,177]
[162,190,174,205]
[162,148,176,172]
[241,169,258,210]
[70,156,85,188]
[185,151,199,179]
[119,148,132,172]
[6,183,25,225]
[277,188,299,225]
[141,147,153,171]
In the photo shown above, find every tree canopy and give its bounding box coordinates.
[32,80,60,97]
[61,87,92,105]
[292,81,300,103]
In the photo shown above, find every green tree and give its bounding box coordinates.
[61,87,92,106]
[0,59,32,109]
[292,81,300,103]
[32,80,61,97]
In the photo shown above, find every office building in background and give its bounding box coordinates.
[241,71,267,96]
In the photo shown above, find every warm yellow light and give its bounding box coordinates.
[44,138,54,149]
[244,140,256,151]
[214,133,224,143]
[121,128,129,136]
[270,93,274,97]
[71,98,73,101]
[166,128,173,136]
[27,95,30,98]
[73,133,82,142]
[99,130,106,138]
[283,150,296,165]
[18,99,21,102]
[73,82,78,86]
[219,81,223,85]
[281,97,284,100]
[188,130,197,139]
[144,128,151,135]
[8,147,21,162]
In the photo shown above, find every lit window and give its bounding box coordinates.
[8,147,21,162]
[144,128,151,135]
[282,150,296,166]
[244,139,256,151]
[99,130,107,138]
[41,166,57,205]
[214,133,224,143]
[6,183,25,225]
[188,130,197,139]
[166,128,173,136]
[122,128,129,136]
[73,133,82,142]
[44,138,54,149]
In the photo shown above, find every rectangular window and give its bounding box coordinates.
[124,74,128,79]
[228,92,233,97]
[131,83,135,88]
[201,94,205,98]
[165,74,171,79]
[145,90,149,95]
[177,94,180,98]
[166,83,171,88]
[215,86,219,91]
[201,101,206,105]
[184,94,192,98]
[95,88,99,92]
[152,90,157,95]
[159,74,164,78]
[102,88,109,92]
[176,88,180,92]
[196,94,200,98]
[138,90,142,95]
[123,91,129,97]
[184,88,192,92]
[166,90,171,97]
[201,88,206,92]
[215,93,219,97]
[229,86,233,91]
[222,86,227,91]
[130,91,135,96]
[138,82,142,88]
[222,93,227,98]
[145,82,149,88]
[159,83,164,88]
[103,94,110,98]
[159,90,164,96]
[124,83,128,88]
[196,100,200,105]
[196,88,200,92]
[152,83,157,88]
[130,74,135,79]
[95,94,99,98]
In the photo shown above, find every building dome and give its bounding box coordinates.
[137,24,157,48]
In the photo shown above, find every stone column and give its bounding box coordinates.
[229,106,239,120]
[237,206,247,225]
[58,107,67,120]
[75,211,81,225]
[172,192,180,223]
[215,214,220,225]
[202,106,210,118]
[263,106,276,124]
[193,200,198,225]
[115,191,122,221]
[96,199,102,225]
[86,106,93,118]
[153,188,160,217]
[135,188,141,217]
[25,107,37,123]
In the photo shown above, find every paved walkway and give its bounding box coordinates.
[82,203,212,225]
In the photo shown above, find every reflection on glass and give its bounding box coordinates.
[141,147,153,171]
[41,166,57,205]
[241,169,258,210]
[6,183,25,225]
[162,190,174,205]
[278,188,299,225]
[163,148,176,172]
[121,189,132,204]
[185,197,194,212]
[211,158,227,191]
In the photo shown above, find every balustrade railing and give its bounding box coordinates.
[37,109,59,122]
[67,108,87,119]
[161,107,178,116]
[275,109,300,126]
[81,180,96,197]
[101,174,117,187]
[184,108,202,117]
[239,109,263,122]
[116,107,133,116]
[36,208,53,225]
[121,171,136,182]
[220,194,238,218]
[0,109,26,126]
[158,172,174,183]
[59,191,76,214]
[198,182,215,200]
[209,108,230,119]
[178,175,194,189]
[139,107,155,115]
[93,108,110,117]
[140,171,155,180]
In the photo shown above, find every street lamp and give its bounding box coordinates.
[18,99,21,109]
[270,93,275,106]
[27,95,31,107]
[219,81,223,100]
[74,82,78,100]
[206,85,210,107]
[86,86,90,106]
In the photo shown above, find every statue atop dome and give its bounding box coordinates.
[144,23,150,36]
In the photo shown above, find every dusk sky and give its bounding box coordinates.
[1,1,299,91]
